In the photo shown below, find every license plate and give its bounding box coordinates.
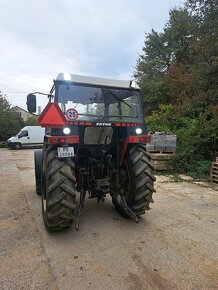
[57,147,74,158]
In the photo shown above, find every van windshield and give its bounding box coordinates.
[57,84,142,123]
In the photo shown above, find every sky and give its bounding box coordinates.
[0,0,183,111]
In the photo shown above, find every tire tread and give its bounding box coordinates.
[43,146,77,231]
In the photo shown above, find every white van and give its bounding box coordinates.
[7,126,45,149]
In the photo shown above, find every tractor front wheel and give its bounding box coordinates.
[42,146,77,231]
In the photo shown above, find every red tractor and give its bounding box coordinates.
[27,73,156,231]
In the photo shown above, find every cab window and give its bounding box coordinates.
[18,130,28,138]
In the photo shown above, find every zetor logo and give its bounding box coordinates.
[96,123,111,126]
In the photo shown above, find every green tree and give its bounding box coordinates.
[134,8,197,114]
[0,91,11,112]
[25,116,38,126]
[134,0,218,177]
[0,92,24,140]
[134,29,171,107]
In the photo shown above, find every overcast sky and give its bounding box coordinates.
[0,0,182,110]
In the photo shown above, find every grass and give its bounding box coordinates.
[154,170,211,183]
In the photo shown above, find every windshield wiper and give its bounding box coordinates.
[108,115,138,118]
[107,90,132,108]
[79,113,104,117]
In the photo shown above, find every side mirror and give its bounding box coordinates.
[18,134,21,138]
[26,94,36,113]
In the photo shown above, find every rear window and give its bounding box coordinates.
[57,84,142,123]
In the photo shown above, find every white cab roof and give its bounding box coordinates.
[56,73,140,90]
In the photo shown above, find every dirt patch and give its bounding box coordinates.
[0,149,58,290]
[1,148,218,290]
[127,254,172,290]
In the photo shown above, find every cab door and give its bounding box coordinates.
[18,130,29,145]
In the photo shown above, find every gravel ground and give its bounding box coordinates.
[0,148,218,290]
[0,149,57,290]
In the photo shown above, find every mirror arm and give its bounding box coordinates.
[31,92,54,98]
[26,92,54,113]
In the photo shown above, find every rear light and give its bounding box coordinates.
[47,136,80,145]
[128,136,139,142]
[128,135,151,143]
[58,138,65,143]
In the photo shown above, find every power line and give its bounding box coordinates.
[1,92,29,94]
[1,91,50,94]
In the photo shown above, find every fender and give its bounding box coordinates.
[119,135,151,165]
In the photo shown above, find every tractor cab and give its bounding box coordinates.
[55,73,143,123]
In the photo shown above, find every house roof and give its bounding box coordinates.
[14,106,29,113]
[13,106,38,116]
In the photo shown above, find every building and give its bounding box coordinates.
[13,106,37,121]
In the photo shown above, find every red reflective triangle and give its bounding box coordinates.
[38,103,67,128]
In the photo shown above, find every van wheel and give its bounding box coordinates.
[13,143,22,150]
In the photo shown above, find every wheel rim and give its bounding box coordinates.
[15,143,21,149]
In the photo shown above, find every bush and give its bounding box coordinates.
[188,160,212,180]
[0,111,24,141]
[25,116,38,126]
[146,104,217,180]
[0,93,25,141]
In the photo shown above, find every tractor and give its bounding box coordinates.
[26,73,156,231]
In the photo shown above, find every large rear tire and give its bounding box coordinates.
[42,146,77,231]
[113,144,156,216]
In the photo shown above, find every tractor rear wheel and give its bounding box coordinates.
[113,144,156,216]
[42,146,77,231]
